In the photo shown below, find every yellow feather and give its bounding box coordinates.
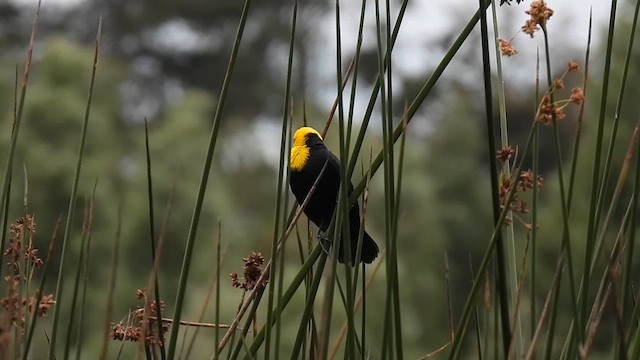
[290,127,322,171]
[290,145,309,171]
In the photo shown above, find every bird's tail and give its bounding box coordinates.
[338,231,379,265]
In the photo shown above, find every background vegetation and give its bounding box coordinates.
[0,0,639,359]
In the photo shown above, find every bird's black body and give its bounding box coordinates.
[289,128,379,264]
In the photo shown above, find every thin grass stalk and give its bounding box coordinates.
[543,259,566,360]
[63,199,92,359]
[345,0,368,154]
[223,159,330,358]
[75,181,97,359]
[210,222,223,360]
[329,252,385,360]
[332,2,359,359]
[488,3,522,346]
[603,203,634,358]
[235,243,322,359]
[274,234,287,355]
[99,206,122,360]
[350,4,489,206]
[506,237,532,359]
[228,286,267,360]
[351,154,373,287]
[448,121,538,359]
[166,0,253,356]
[580,199,633,359]
[480,0,513,356]
[264,4,298,358]
[540,25,583,357]
[580,0,618,331]
[595,0,638,268]
[22,216,60,359]
[525,257,564,360]
[1,67,19,283]
[490,0,524,352]
[49,19,101,359]
[624,129,640,355]
[620,0,640,324]
[381,1,404,358]
[290,251,330,360]
[467,260,483,360]
[374,0,393,356]
[567,10,592,212]
[346,0,407,180]
[317,170,348,359]
[142,118,167,360]
[0,1,40,237]
[140,183,176,360]
[318,225,340,360]
[589,129,638,276]
[530,49,542,344]
[0,168,9,282]
[224,292,246,360]
[334,276,365,356]
[540,17,593,358]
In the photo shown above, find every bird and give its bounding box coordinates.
[289,126,379,264]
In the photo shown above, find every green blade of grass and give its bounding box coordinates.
[49,18,102,359]
[143,118,167,360]
[75,181,97,360]
[349,3,489,207]
[63,197,93,359]
[22,216,61,359]
[617,0,640,330]
[290,250,330,360]
[99,205,123,360]
[264,3,298,359]
[448,122,539,359]
[1,4,41,285]
[481,0,512,355]
[541,24,582,354]
[165,0,253,356]
[580,0,618,332]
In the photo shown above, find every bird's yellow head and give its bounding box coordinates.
[292,127,323,146]
[290,127,323,171]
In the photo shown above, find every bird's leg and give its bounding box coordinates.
[316,230,333,256]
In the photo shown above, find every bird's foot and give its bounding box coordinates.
[317,231,333,256]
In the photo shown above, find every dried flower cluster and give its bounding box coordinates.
[0,215,54,338]
[497,0,556,56]
[499,170,544,227]
[230,252,267,291]
[534,61,585,126]
[496,145,516,165]
[498,39,518,57]
[111,288,169,345]
[522,0,554,37]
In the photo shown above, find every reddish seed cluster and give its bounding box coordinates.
[498,39,518,57]
[499,170,544,227]
[110,288,170,345]
[0,216,54,333]
[522,0,554,37]
[496,145,516,165]
[535,62,585,127]
[230,252,268,291]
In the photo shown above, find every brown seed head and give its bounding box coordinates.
[522,0,554,37]
[498,39,518,56]
[496,145,515,164]
[567,61,579,72]
[570,87,584,105]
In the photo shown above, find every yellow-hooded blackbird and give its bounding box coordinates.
[289,127,379,264]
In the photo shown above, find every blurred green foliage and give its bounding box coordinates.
[0,0,639,358]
